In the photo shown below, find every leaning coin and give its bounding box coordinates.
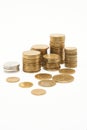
[35,73,52,80]
[31,89,46,96]
[19,82,33,88]
[53,74,74,83]
[6,77,20,83]
[38,80,56,87]
[59,68,75,74]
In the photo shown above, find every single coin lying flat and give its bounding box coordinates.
[53,74,74,83]
[31,89,46,96]
[38,80,56,87]
[6,77,20,83]
[19,82,33,88]
[59,68,75,74]
[35,73,52,80]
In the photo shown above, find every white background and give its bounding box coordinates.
[0,0,87,130]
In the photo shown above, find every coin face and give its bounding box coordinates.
[23,50,40,57]
[59,68,75,74]
[19,82,33,88]
[38,80,56,87]
[31,44,49,50]
[6,77,20,83]
[65,47,77,51]
[50,34,65,38]
[31,89,46,96]
[35,73,52,80]
[53,74,74,83]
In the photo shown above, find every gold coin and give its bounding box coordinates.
[53,74,74,83]
[31,89,46,96]
[19,82,33,88]
[43,54,60,60]
[35,73,52,80]
[65,63,77,68]
[59,68,75,74]
[50,34,65,41]
[38,80,56,87]
[43,67,60,71]
[31,44,49,50]
[65,47,77,55]
[44,63,60,68]
[65,47,77,51]
[6,77,20,83]
[23,50,41,59]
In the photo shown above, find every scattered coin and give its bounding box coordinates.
[6,77,20,83]
[35,73,52,80]
[59,68,75,74]
[38,80,56,87]
[53,74,74,83]
[19,82,33,88]
[31,89,46,96]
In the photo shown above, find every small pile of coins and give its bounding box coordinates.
[31,44,49,66]
[50,34,65,64]
[23,50,41,72]
[4,33,78,96]
[43,54,60,71]
[3,62,20,72]
[65,47,77,68]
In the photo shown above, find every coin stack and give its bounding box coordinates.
[3,62,20,72]
[43,54,60,71]
[23,50,41,72]
[31,44,49,66]
[50,34,65,64]
[65,47,77,68]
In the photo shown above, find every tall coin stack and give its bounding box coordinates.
[50,34,65,64]
[43,54,60,71]
[65,47,77,68]
[31,44,49,66]
[23,50,41,72]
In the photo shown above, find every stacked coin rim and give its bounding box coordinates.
[50,34,65,64]
[23,50,41,72]
[31,44,49,66]
[3,62,20,72]
[43,54,60,71]
[65,47,77,68]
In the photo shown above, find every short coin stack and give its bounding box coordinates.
[43,54,60,71]
[31,44,49,66]
[50,34,65,64]
[3,62,20,72]
[23,50,41,72]
[65,47,77,68]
